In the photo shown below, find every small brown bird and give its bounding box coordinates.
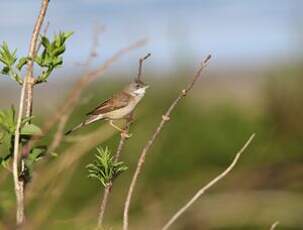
[65,80,149,135]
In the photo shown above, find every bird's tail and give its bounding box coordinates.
[64,122,86,135]
[64,115,102,135]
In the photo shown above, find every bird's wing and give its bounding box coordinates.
[86,92,131,115]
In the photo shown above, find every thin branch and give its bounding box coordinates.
[136,53,151,82]
[97,52,150,228]
[123,54,212,230]
[36,21,50,55]
[47,111,70,155]
[96,182,112,229]
[25,0,49,118]
[161,134,255,230]
[114,120,132,162]
[13,0,49,226]
[13,77,26,227]
[83,24,105,69]
[270,221,280,230]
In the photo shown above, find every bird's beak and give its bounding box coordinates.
[143,85,150,89]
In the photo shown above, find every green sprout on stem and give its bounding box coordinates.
[0,42,24,84]
[87,146,128,188]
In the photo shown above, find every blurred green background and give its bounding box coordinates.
[1,0,303,229]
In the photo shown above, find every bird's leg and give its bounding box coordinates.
[109,120,131,138]
[121,113,134,138]
[109,120,124,132]
[126,112,134,123]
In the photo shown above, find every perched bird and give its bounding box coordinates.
[65,80,149,136]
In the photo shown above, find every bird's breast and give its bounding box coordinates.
[104,101,137,120]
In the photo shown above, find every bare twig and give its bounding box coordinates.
[25,0,49,118]
[96,183,112,229]
[97,53,150,228]
[123,54,212,230]
[13,77,26,227]
[270,221,280,230]
[161,134,255,230]
[83,24,105,68]
[36,21,50,54]
[136,53,151,82]
[114,120,132,162]
[12,0,49,226]
[47,112,70,154]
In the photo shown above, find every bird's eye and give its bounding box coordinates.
[135,84,140,88]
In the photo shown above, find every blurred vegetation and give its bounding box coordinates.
[1,65,303,229]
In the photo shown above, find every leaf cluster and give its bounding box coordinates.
[0,107,43,172]
[35,32,73,84]
[0,42,25,84]
[0,31,73,85]
[0,107,15,167]
[87,147,128,188]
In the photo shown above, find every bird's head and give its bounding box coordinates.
[125,80,149,97]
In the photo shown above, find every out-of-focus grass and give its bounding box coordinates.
[1,66,303,229]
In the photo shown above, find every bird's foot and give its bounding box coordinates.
[121,130,132,138]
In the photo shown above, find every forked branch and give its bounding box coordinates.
[123,54,212,230]
[161,134,255,230]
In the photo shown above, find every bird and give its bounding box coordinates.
[64,80,149,136]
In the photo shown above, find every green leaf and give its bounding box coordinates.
[0,42,24,84]
[53,46,65,57]
[21,116,35,127]
[0,153,12,170]
[63,31,74,41]
[41,36,50,49]
[28,146,47,162]
[0,42,17,66]
[0,107,16,134]
[16,57,28,70]
[22,146,47,181]
[20,124,42,136]
[1,66,10,75]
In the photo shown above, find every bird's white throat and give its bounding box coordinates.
[133,87,147,96]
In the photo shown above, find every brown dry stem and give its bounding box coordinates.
[122,54,211,230]
[161,134,255,230]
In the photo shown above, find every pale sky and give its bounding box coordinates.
[0,0,301,74]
